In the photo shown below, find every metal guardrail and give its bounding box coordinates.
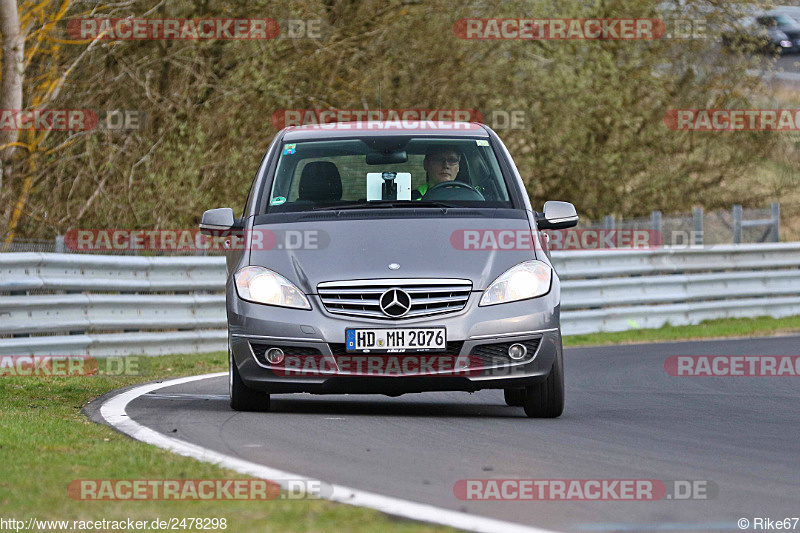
[556,243,800,335]
[1,244,799,355]
[0,254,227,356]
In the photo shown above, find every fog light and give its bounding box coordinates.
[508,343,527,360]
[265,347,285,364]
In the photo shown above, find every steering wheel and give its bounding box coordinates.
[422,180,485,201]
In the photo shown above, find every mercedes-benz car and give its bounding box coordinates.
[200,121,578,418]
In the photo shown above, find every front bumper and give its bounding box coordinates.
[227,285,562,395]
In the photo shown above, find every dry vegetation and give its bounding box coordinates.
[0,0,798,240]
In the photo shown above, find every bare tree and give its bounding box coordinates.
[0,0,23,190]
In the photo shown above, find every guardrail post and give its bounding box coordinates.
[603,215,615,230]
[650,210,662,239]
[733,204,743,244]
[55,235,66,253]
[692,207,704,246]
[771,202,781,242]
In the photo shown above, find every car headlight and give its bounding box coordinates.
[479,260,552,306]
[234,266,311,309]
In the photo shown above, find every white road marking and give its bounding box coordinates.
[144,393,228,400]
[99,372,560,533]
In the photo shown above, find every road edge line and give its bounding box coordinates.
[99,372,559,533]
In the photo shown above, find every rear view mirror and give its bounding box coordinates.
[366,150,408,165]
[538,201,578,229]
[199,207,236,235]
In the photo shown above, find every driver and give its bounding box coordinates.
[412,147,461,200]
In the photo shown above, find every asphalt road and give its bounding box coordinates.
[105,336,800,532]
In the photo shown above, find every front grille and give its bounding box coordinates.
[317,278,472,319]
[469,338,541,367]
[250,343,322,366]
[328,341,465,356]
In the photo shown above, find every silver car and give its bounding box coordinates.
[200,121,578,418]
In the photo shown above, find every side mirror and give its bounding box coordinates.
[538,201,578,229]
[199,207,236,235]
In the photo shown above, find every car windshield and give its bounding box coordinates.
[264,137,513,212]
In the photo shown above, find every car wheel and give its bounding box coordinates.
[503,388,525,407]
[522,350,564,418]
[229,345,271,412]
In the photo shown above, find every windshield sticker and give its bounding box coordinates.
[270,196,287,205]
[283,144,296,155]
[476,140,489,147]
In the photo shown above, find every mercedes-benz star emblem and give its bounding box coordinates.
[379,288,411,317]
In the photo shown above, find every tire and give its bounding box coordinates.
[522,349,564,418]
[503,388,525,407]
[229,345,271,412]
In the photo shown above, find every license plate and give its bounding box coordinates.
[345,328,446,353]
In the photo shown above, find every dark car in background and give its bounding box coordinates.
[756,13,800,51]
[722,13,797,54]
[200,121,579,418]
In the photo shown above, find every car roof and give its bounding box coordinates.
[281,121,491,141]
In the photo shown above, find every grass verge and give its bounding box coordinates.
[0,353,452,533]
[563,314,800,347]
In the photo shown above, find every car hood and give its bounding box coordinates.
[247,215,540,293]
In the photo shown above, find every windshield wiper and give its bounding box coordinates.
[313,201,458,211]
[401,201,459,208]
[312,202,391,211]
